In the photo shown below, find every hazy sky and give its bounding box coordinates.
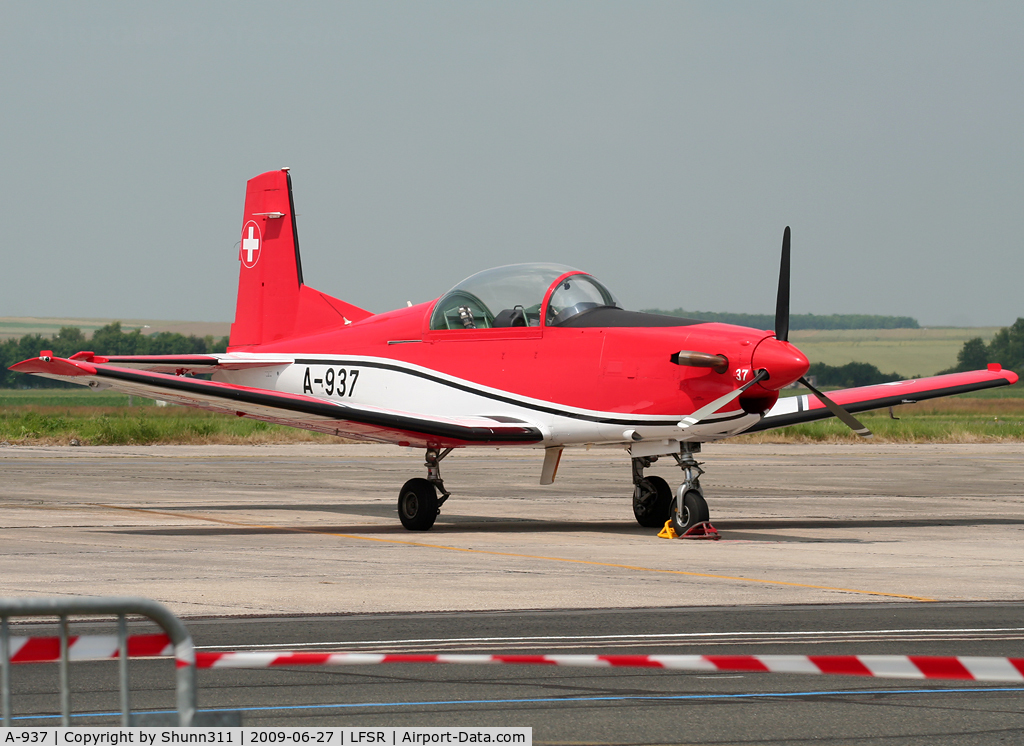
[2,2,1021,327]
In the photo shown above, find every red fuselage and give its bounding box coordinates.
[242,300,811,419]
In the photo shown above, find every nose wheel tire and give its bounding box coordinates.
[633,476,673,527]
[671,490,710,534]
[398,478,439,531]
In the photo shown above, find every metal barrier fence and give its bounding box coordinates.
[0,597,196,727]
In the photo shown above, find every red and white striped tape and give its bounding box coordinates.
[7,634,172,663]
[8,639,1024,683]
[195,652,1024,683]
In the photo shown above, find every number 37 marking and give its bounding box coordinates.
[303,367,360,397]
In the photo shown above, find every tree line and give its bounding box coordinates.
[641,309,919,330]
[0,323,229,388]
[807,361,901,388]
[942,318,1024,376]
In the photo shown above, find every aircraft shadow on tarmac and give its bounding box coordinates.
[112,519,652,537]
[107,512,1024,541]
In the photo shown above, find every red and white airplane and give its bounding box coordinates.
[12,169,1018,534]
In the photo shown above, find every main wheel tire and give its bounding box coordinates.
[398,478,439,531]
[633,476,673,527]
[671,490,710,534]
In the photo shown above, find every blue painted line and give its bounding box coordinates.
[12,686,1024,722]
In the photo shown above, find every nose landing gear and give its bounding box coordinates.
[670,443,710,534]
[398,448,452,531]
[632,443,712,534]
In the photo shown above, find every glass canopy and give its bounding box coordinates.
[429,263,619,330]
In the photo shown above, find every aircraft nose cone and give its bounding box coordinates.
[750,338,810,391]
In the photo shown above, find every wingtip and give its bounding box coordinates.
[988,364,1019,386]
[9,356,97,376]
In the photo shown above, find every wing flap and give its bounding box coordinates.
[752,367,1019,432]
[9,355,544,448]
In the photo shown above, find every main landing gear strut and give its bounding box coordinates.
[397,444,711,534]
[398,448,452,531]
[631,443,710,533]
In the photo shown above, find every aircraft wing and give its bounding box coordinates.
[9,355,544,448]
[750,367,1019,432]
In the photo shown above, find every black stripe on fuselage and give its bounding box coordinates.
[293,357,752,428]
[748,378,1014,432]
[92,367,543,444]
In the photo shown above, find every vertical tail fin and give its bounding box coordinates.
[229,169,372,348]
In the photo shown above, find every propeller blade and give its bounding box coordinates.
[775,226,791,343]
[798,376,873,438]
[671,351,729,374]
[679,369,769,430]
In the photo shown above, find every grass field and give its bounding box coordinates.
[0,390,333,445]
[789,327,1001,378]
[736,395,1024,443]
[3,320,1019,444]
[1,386,1021,446]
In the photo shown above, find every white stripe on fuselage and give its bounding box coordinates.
[212,354,762,446]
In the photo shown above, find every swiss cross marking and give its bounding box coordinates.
[240,221,262,268]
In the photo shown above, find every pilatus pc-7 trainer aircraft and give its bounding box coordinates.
[13,169,1018,534]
